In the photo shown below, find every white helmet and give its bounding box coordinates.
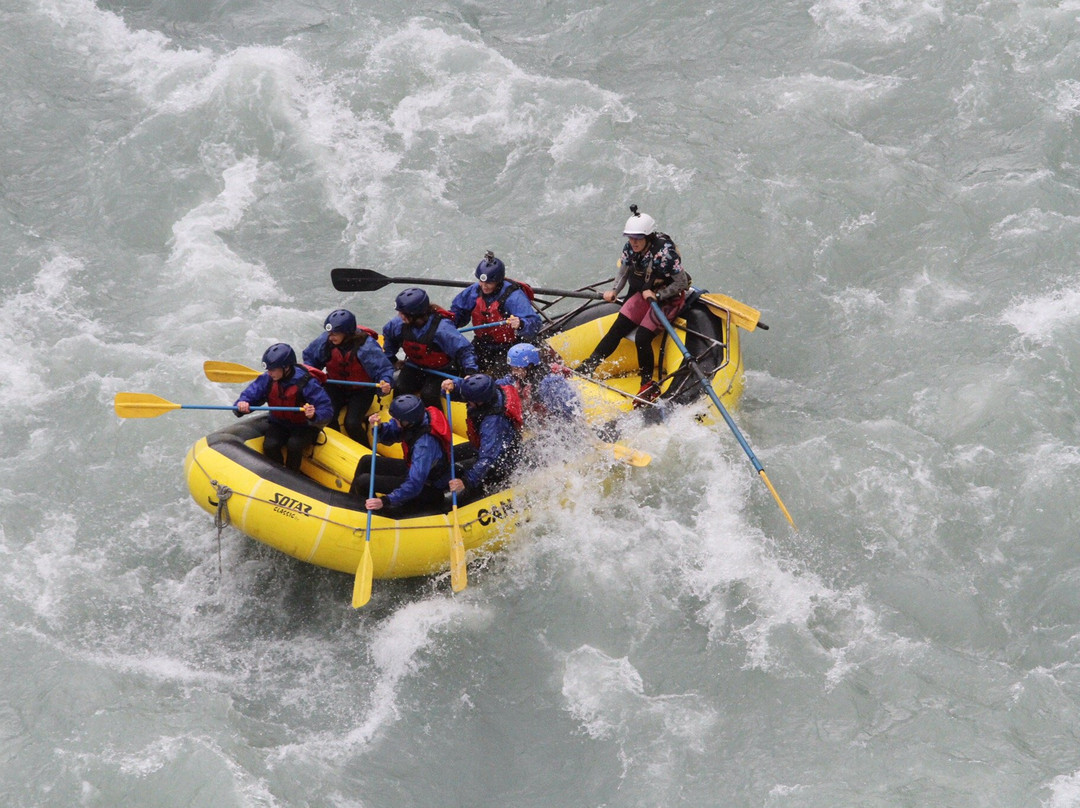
[622,204,655,238]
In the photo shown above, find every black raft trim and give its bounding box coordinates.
[204,415,458,519]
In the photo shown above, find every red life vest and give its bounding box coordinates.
[466,384,524,447]
[402,308,455,368]
[400,406,454,467]
[267,367,312,424]
[324,328,379,382]
[471,281,533,344]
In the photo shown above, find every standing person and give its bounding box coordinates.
[351,394,453,513]
[234,343,333,471]
[382,287,480,409]
[577,206,691,402]
[302,309,393,445]
[441,373,523,498]
[450,251,541,375]
[497,343,581,424]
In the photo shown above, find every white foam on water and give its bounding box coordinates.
[1044,770,1080,808]
[1001,284,1080,345]
[35,0,211,101]
[340,597,492,747]
[0,254,101,410]
[766,73,905,117]
[561,645,718,776]
[162,156,283,320]
[809,0,944,42]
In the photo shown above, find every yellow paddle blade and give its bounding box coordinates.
[113,392,181,418]
[204,360,260,384]
[699,293,761,332]
[352,543,374,607]
[449,509,467,593]
[600,441,652,467]
[759,469,797,532]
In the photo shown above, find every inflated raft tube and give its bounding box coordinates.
[184,415,519,579]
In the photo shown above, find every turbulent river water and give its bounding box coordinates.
[5,0,1080,805]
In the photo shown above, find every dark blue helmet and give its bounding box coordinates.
[324,309,357,335]
[389,394,426,425]
[507,343,540,368]
[461,373,497,404]
[395,288,430,316]
[475,252,505,284]
[261,343,296,371]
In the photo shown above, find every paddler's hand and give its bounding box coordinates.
[365,497,384,511]
[449,478,465,494]
[506,314,521,331]
[441,379,456,394]
[368,413,381,425]
[236,401,251,414]
[377,380,392,396]
[641,289,657,302]
[302,402,316,419]
[602,290,618,303]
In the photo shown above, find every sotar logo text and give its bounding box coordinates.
[272,492,313,516]
[477,498,514,526]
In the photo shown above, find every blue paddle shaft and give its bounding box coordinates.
[365,424,379,541]
[458,320,509,333]
[647,300,764,473]
[446,391,459,509]
[326,379,380,388]
[404,362,463,383]
[188,405,303,413]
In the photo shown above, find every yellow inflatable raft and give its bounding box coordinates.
[183,289,755,581]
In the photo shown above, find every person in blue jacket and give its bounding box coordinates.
[302,308,393,445]
[351,394,453,513]
[234,343,334,471]
[450,252,541,375]
[382,288,479,409]
[441,373,523,498]
[496,343,581,424]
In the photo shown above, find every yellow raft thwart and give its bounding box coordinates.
[184,291,750,581]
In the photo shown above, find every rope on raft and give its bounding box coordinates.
[210,479,233,576]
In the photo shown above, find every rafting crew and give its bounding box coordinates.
[302,309,393,446]
[351,394,454,512]
[441,373,523,499]
[233,343,334,471]
[451,252,541,376]
[382,287,480,409]
[577,206,690,404]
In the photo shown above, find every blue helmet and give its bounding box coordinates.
[475,251,505,284]
[507,343,540,368]
[389,394,426,425]
[261,343,296,371]
[461,373,497,404]
[324,308,357,335]
[395,288,430,316]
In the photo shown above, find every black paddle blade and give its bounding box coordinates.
[331,267,390,292]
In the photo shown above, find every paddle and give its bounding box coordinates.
[648,300,797,531]
[557,363,663,409]
[696,291,769,332]
[599,442,651,467]
[203,361,380,388]
[114,392,304,419]
[458,320,510,333]
[444,391,468,593]
[352,423,378,607]
[331,267,605,302]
